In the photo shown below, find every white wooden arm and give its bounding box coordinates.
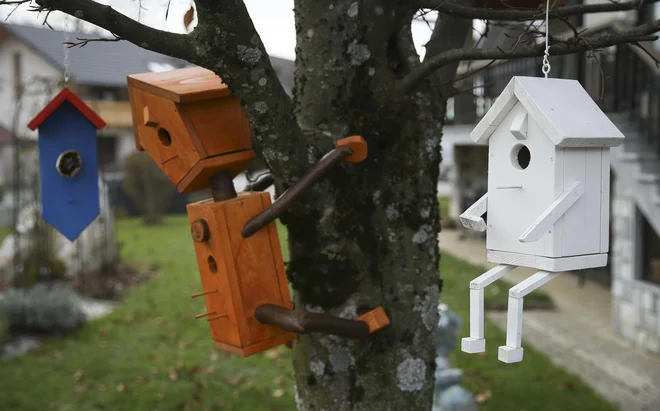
[459,193,488,232]
[519,181,584,243]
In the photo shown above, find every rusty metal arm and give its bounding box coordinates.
[255,304,371,338]
[243,173,275,192]
[241,145,353,238]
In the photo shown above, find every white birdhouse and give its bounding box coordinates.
[459,76,624,364]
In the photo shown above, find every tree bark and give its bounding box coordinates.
[284,2,468,409]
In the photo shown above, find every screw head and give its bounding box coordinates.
[191,219,210,242]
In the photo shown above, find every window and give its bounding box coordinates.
[13,52,22,100]
[97,136,118,172]
[639,209,660,286]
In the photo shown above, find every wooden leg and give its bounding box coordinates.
[498,271,559,363]
[461,265,515,354]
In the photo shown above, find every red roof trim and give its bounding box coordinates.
[27,87,106,130]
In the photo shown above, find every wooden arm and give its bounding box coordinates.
[519,181,583,243]
[255,304,389,338]
[241,136,368,238]
[459,192,488,232]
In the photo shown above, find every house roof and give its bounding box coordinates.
[28,87,106,130]
[0,23,296,93]
[471,76,625,147]
[1,23,190,87]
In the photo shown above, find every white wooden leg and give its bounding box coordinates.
[462,265,515,354]
[498,271,559,363]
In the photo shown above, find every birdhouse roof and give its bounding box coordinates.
[27,88,106,130]
[471,76,624,147]
[127,67,231,103]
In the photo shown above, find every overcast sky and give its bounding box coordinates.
[0,0,438,61]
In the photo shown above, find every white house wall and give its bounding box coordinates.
[612,176,660,355]
[0,36,62,139]
[583,0,636,27]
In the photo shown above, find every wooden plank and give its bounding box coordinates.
[548,147,565,257]
[560,149,601,256]
[459,193,488,232]
[177,150,256,193]
[187,202,240,347]
[262,193,294,311]
[601,149,611,253]
[519,181,584,243]
[127,67,230,103]
[222,194,291,346]
[509,111,528,140]
[179,97,252,157]
[215,331,296,357]
[487,250,608,272]
[129,89,202,187]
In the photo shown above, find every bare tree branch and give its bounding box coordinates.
[15,0,195,61]
[422,0,660,21]
[397,19,660,93]
[64,33,121,48]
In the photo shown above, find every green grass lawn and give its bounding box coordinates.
[0,216,613,411]
[0,226,11,243]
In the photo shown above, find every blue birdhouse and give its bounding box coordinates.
[28,88,106,241]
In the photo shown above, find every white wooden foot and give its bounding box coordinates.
[498,271,559,363]
[462,265,515,354]
[461,337,486,353]
[498,346,524,363]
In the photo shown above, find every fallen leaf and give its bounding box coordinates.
[272,389,284,398]
[179,341,189,349]
[73,369,84,381]
[475,390,492,404]
[210,351,219,362]
[274,377,284,386]
[225,377,243,386]
[184,6,195,30]
[169,371,179,382]
[100,327,111,337]
[137,376,150,384]
[558,381,574,390]
[124,315,134,324]
[117,384,126,392]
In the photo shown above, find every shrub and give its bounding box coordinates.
[0,283,87,334]
[0,309,9,344]
[123,151,174,225]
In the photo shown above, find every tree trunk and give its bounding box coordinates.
[285,2,454,409]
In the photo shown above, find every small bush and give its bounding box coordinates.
[123,151,174,225]
[0,283,87,334]
[0,309,9,344]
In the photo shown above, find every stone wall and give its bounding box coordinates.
[611,180,660,355]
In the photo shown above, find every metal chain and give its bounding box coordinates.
[542,0,551,78]
[63,17,70,85]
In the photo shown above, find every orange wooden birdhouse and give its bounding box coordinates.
[127,67,389,358]
[127,67,255,193]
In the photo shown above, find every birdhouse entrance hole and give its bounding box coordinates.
[207,256,218,274]
[56,150,83,178]
[158,128,172,146]
[511,144,531,170]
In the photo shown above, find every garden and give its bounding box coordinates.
[0,212,613,411]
